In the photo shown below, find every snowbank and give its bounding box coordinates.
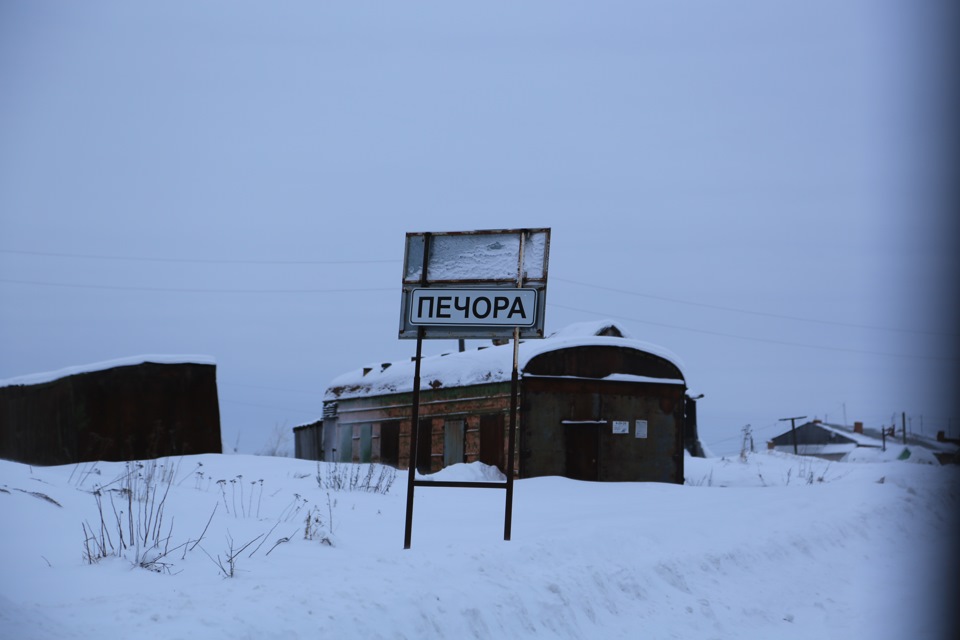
[1,452,957,639]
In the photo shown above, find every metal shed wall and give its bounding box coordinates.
[0,362,221,465]
[293,420,324,461]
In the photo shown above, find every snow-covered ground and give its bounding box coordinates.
[1,452,956,639]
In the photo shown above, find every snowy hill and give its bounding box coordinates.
[1,452,957,639]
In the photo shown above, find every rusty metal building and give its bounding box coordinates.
[0,356,222,466]
[313,321,703,483]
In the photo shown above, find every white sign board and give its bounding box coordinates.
[409,288,537,327]
[612,420,629,434]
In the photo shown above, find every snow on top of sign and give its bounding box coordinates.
[324,320,685,400]
[0,355,217,388]
[406,230,548,282]
[427,233,523,281]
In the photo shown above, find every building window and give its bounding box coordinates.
[444,419,465,468]
[379,421,400,467]
[416,418,433,474]
[479,413,505,473]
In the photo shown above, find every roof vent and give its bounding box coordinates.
[596,324,623,338]
[362,367,373,376]
[380,362,392,372]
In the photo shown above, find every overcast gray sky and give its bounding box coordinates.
[1,0,957,456]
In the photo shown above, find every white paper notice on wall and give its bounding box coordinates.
[635,420,648,439]
[612,420,629,434]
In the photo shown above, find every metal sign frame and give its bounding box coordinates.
[401,228,550,549]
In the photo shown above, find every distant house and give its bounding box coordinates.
[301,321,705,484]
[767,419,959,464]
[0,356,222,466]
[767,421,881,461]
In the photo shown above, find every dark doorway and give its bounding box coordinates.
[479,413,505,473]
[416,418,433,474]
[565,423,600,481]
[380,421,400,467]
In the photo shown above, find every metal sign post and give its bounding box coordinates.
[399,228,549,549]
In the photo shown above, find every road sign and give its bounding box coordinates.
[398,229,550,339]
[408,288,538,327]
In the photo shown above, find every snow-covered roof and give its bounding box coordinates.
[0,355,217,388]
[815,423,884,447]
[325,320,685,401]
[821,422,959,454]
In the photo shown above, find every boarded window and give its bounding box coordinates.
[444,419,465,468]
[416,418,433,474]
[338,424,352,463]
[479,413,505,473]
[380,421,400,467]
[358,424,372,463]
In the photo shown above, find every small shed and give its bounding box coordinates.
[0,356,222,465]
[293,420,324,461]
[315,321,704,483]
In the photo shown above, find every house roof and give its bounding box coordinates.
[821,422,959,454]
[324,320,686,401]
[771,421,960,459]
[815,422,885,447]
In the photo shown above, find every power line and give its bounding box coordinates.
[705,421,780,447]
[219,381,322,396]
[0,278,394,294]
[548,302,955,361]
[6,247,948,338]
[219,398,320,416]
[1,278,950,360]
[0,248,400,266]
[553,276,952,338]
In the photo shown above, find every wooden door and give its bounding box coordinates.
[565,424,600,481]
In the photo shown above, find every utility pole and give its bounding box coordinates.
[740,424,753,461]
[780,416,807,455]
[902,412,907,445]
